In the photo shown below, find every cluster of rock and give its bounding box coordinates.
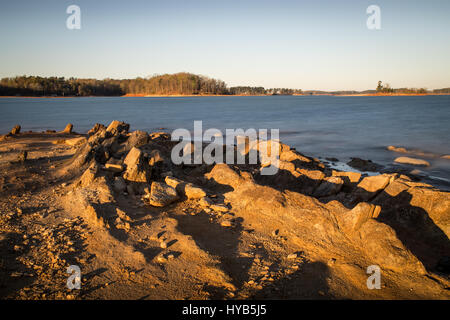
[62,120,449,276]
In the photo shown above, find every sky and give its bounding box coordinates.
[0,0,449,91]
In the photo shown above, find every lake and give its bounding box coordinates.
[1,95,449,186]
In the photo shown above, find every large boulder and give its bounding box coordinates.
[148,182,179,207]
[123,147,151,183]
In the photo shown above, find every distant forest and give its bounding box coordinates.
[0,73,448,96]
[0,73,301,97]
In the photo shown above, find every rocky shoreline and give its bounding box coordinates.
[0,121,449,300]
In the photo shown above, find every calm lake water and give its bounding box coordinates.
[1,96,449,185]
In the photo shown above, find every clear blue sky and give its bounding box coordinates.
[0,0,449,91]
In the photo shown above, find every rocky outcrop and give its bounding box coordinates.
[53,122,450,299]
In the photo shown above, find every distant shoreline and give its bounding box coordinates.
[1,93,450,98]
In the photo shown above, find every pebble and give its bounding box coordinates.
[287,253,298,259]
[220,220,232,227]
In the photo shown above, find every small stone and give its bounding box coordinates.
[10,124,21,135]
[104,163,124,173]
[160,241,168,249]
[287,253,298,260]
[62,123,73,134]
[199,197,213,208]
[210,204,229,212]
[220,220,233,227]
[17,151,28,162]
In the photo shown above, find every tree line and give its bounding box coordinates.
[376,81,428,94]
[0,73,306,97]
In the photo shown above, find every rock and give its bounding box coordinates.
[160,241,168,249]
[296,169,325,195]
[164,176,206,199]
[394,157,430,167]
[123,147,151,183]
[165,176,184,189]
[10,125,21,135]
[149,182,179,207]
[313,176,344,197]
[80,163,99,187]
[387,145,407,153]
[104,163,124,173]
[184,184,207,199]
[347,158,383,172]
[275,160,297,175]
[205,164,252,189]
[17,151,27,162]
[62,123,73,134]
[116,221,130,232]
[106,120,130,135]
[199,197,213,207]
[116,208,131,221]
[337,202,381,234]
[87,123,105,136]
[148,149,165,166]
[331,170,361,185]
[220,220,233,227]
[357,219,426,273]
[65,137,87,146]
[442,155,450,160]
[280,149,311,164]
[210,204,229,212]
[125,130,149,149]
[353,174,394,201]
[287,253,298,259]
